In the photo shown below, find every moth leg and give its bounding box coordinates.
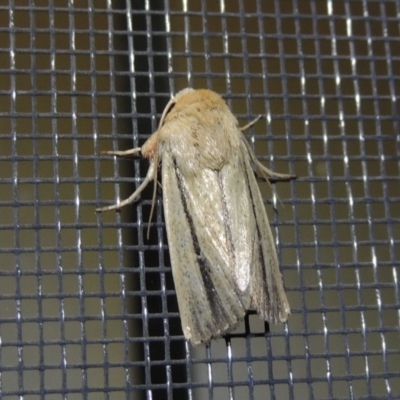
[241,138,296,182]
[239,116,296,181]
[240,114,263,131]
[255,162,296,182]
[96,162,155,212]
[99,147,142,157]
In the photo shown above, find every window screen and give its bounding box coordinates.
[0,1,399,399]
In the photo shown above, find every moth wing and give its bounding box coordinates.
[162,150,249,345]
[212,140,290,325]
[161,129,289,344]
[237,141,291,323]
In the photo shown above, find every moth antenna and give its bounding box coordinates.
[145,96,176,239]
[147,148,159,240]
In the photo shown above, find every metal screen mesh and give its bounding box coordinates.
[0,1,399,399]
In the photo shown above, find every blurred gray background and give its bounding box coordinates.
[0,1,399,399]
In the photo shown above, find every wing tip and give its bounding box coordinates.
[184,313,244,346]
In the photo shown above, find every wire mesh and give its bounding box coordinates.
[0,0,399,399]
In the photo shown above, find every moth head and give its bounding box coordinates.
[157,88,195,131]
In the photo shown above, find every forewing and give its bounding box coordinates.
[161,123,289,344]
[162,149,249,345]
[211,139,290,324]
[238,141,291,323]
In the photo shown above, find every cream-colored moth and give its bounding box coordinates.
[97,88,295,345]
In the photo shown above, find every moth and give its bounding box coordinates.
[97,88,295,345]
